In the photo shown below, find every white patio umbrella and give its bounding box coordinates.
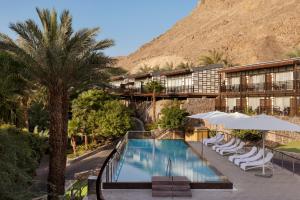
[224,114,300,176]
[207,112,249,126]
[188,111,225,119]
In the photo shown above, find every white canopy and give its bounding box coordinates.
[188,111,225,119]
[207,112,249,126]
[188,112,300,176]
[224,114,300,176]
[224,114,300,132]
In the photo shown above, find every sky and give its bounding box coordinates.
[0,0,198,57]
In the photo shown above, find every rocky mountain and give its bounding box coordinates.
[118,0,300,73]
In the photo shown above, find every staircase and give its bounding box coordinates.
[152,176,192,197]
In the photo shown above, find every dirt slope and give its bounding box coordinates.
[118,0,300,73]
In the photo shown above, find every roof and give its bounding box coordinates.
[128,72,151,79]
[192,64,224,72]
[111,75,125,81]
[220,58,300,73]
[160,68,191,76]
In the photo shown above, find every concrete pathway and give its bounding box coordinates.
[100,142,300,200]
[32,148,112,193]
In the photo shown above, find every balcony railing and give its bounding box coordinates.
[221,80,299,93]
[221,106,291,116]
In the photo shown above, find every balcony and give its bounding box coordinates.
[166,86,194,94]
[220,106,291,116]
[272,80,294,91]
[221,80,299,93]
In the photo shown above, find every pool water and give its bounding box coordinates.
[113,139,222,182]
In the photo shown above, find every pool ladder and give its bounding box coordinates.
[166,157,172,177]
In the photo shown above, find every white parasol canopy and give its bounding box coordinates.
[207,112,249,126]
[224,114,300,132]
[224,114,300,176]
[188,111,227,119]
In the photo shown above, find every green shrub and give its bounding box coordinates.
[98,100,133,138]
[232,129,262,142]
[0,125,47,200]
[158,101,189,130]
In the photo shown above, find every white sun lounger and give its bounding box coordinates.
[234,149,264,166]
[204,134,224,146]
[216,138,241,153]
[212,137,235,151]
[240,152,274,171]
[203,133,222,144]
[228,146,257,162]
[203,132,222,144]
[220,142,245,155]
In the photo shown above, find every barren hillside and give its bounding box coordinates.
[118,0,300,73]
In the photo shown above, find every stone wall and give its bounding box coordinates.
[181,98,215,115]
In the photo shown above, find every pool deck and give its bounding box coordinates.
[92,142,300,200]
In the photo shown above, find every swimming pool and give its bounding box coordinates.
[102,139,232,189]
[113,139,221,182]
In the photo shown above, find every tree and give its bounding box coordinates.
[159,100,189,130]
[97,100,133,138]
[68,118,80,156]
[145,81,164,122]
[0,8,114,199]
[0,52,27,125]
[71,89,114,148]
[199,49,233,67]
[286,48,300,58]
[0,125,47,200]
[138,64,152,73]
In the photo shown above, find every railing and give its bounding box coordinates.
[95,131,153,200]
[269,148,300,176]
[272,80,294,91]
[166,86,194,94]
[166,157,172,177]
[221,80,299,93]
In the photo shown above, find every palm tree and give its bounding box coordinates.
[0,8,114,199]
[199,49,233,67]
[138,64,152,73]
[145,81,164,122]
[286,48,300,58]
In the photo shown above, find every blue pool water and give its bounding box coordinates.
[112,139,222,182]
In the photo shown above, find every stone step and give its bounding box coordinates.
[152,190,192,197]
[152,176,190,185]
[152,176,192,197]
[173,190,192,197]
[152,190,173,197]
[152,184,190,191]
[152,176,172,185]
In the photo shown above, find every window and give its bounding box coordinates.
[273,97,291,111]
[275,71,293,82]
[248,97,261,110]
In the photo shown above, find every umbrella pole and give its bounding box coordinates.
[255,131,272,177]
[262,133,265,175]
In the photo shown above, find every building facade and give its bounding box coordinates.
[111,58,300,116]
[110,64,223,99]
[219,58,300,116]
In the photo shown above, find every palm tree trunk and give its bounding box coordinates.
[152,89,156,122]
[47,87,68,200]
[84,134,88,150]
[92,129,96,144]
[71,135,77,155]
[21,96,29,130]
